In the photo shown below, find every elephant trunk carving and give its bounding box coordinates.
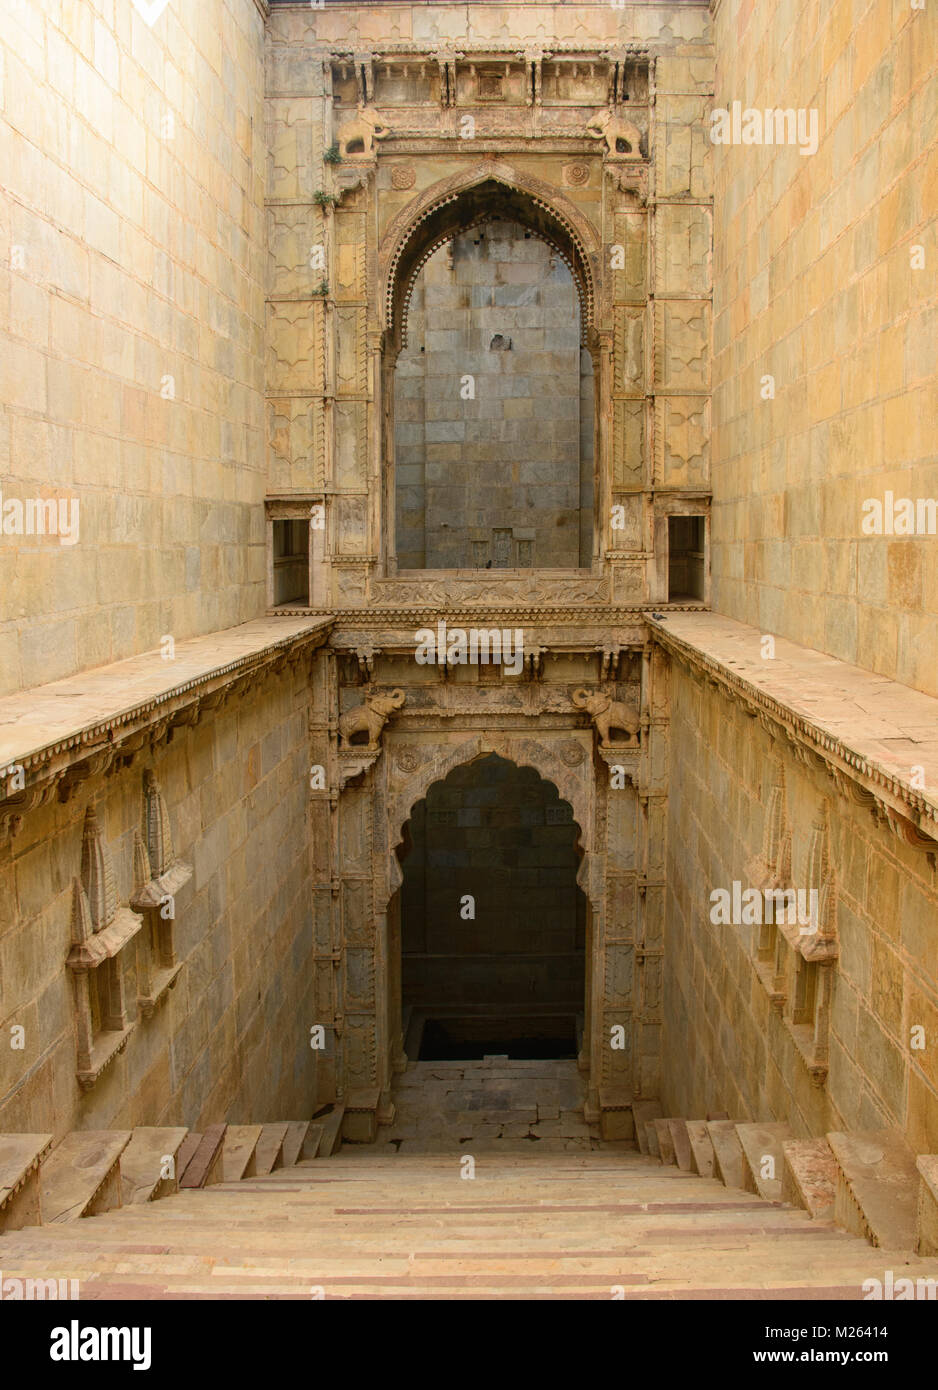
[338,689,406,751]
[571,687,640,748]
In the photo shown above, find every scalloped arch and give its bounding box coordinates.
[380,163,600,352]
[383,736,596,909]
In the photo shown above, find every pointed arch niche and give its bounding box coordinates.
[377,167,604,578]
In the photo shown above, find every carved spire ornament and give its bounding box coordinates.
[144,770,174,878]
[80,804,117,932]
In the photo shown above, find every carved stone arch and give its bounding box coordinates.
[382,734,596,914]
[379,162,601,354]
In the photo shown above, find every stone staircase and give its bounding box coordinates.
[2,1147,938,1299]
[0,1110,345,1235]
[1,1063,937,1298]
[630,1102,938,1257]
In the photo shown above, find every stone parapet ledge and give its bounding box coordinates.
[0,616,334,837]
[647,612,938,849]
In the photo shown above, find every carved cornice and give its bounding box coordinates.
[0,620,333,840]
[318,42,653,59]
[649,619,938,849]
[275,605,705,624]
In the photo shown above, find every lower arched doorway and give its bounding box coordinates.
[396,754,586,1061]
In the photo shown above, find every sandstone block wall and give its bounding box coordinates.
[0,0,268,697]
[400,753,585,1019]
[0,658,321,1137]
[663,661,938,1155]
[265,1,714,607]
[394,220,590,571]
[710,0,938,695]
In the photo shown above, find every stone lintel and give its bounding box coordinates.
[76,1023,136,1091]
[67,907,144,971]
[131,860,194,912]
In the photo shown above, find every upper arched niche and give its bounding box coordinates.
[381,167,599,355]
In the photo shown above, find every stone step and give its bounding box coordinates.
[0,1133,54,1232]
[120,1128,189,1204]
[667,1119,694,1172]
[782,1137,838,1219]
[175,1132,201,1181]
[685,1121,715,1178]
[179,1124,227,1190]
[916,1156,938,1256]
[9,1135,938,1299]
[40,1131,131,1223]
[828,1128,919,1250]
[653,1119,677,1165]
[631,1101,662,1156]
[0,1216,843,1253]
[736,1122,792,1201]
[706,1121,746,1191]
[255,1123,290,1176]
[282,1122,310,1168]
[223,1126,263,1182]
[301,1123,324,1160]
[317,1105,345,1158]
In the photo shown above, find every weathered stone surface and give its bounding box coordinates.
[223,1126,264,1183]
[0,1133,53,1231]
[654,1118,677,1166]
[121,1128,189,1204]
[783,1138,838,1221]
[632,1101,662,1156]
[40,1131,131,1223]
[829,1129,919,1250]
[707,1122,746,1192]
[685,1121,715,1179]
[737,1123,792,1203]
[668,1119,694,1172]
[916,1156,938,1257]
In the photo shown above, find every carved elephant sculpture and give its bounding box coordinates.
[338,689,405,750]
[335,103,391,159]
[571,688,640,748]
[586,108,644,160]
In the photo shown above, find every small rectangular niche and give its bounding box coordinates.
[668,514,706,602]
[272,519,309,606]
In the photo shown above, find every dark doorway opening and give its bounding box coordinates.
[398,754,587,1062]
[416,1015,578,1061]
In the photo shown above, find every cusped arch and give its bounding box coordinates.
[379,163,600,352]
[383,735,596,909]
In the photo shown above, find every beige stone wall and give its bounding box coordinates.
[0,0,268,696]
[395,221,588,571]
[662,658,938,1155]
[710,0,938,696]
[265,2,714,608]
[0,656,321,1137]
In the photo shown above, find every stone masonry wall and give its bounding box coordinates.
[394,220,589,571]
[710,0,938,696]
[662,658,938,1156]
[0,655,321,1138]
[0,0,268,696]
[400,753,585,1018]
